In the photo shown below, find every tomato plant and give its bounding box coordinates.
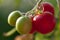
[3,0,59,40]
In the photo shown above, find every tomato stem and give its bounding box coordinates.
[32,0,43,11]
[56,0,59,8]
[25,0,43,16]
[3,27,16,37]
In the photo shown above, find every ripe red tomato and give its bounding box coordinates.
[38,2,54,15]
[33,12,56,34]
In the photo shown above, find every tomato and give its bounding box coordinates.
[38,2,54,15]
[8,11,22,26]
[16,16,32,34]
[33,12,56,34]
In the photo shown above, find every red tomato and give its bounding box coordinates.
[33,12,56,34]
[38,2,54,15]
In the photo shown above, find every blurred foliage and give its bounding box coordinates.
[0,0,59,40]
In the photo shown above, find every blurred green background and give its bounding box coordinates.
[0,0,59,40]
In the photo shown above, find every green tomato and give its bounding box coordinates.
[16,16,32,34]
[8,11,22,26]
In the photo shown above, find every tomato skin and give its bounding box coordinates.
[29,15,36,34]
[38,2,54,15]
[8,11,22,26]
[33,12,56,34]
[16,16,32,34]
[29,21,36,34]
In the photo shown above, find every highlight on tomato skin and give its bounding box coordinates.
[37,2,54,15]
[33,11,56,34]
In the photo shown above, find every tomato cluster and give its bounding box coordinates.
[7,2,56,35]
[30,2,56,34]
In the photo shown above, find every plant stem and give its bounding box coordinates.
[25,0,43,17]
[3,27,16,37]
[57,0,60,8]
[32,0,43,11]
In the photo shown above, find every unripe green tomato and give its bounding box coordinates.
[16,16,32,34]
[8,11,22,26]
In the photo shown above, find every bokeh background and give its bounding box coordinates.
[0,0,59,40]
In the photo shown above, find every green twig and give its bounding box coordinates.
[3,27,16,37]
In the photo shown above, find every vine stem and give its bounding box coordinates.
[3,27,16,37]
[25,0,43,17]
[32,0,43,11]
[56,0,60,8]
